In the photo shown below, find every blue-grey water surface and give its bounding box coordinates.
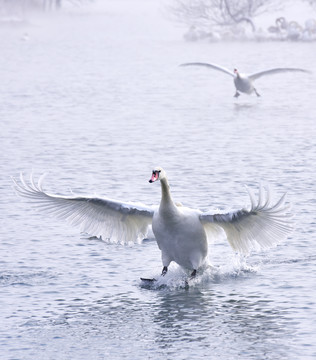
[1,2,316,359]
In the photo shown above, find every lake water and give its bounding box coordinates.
[1,1,316,359]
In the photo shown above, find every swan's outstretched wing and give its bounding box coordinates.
[180,62,235,77]
[249,68,310,81]
[200,186,293,255]
[12,174,154,244]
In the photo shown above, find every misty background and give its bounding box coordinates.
[1,1,315,360]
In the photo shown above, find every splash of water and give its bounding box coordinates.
[140,254,260,290]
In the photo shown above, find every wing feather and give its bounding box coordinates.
[12,174,154,244]
[180,62,235,77]
[249,68,310,81]
[200,186,293,255]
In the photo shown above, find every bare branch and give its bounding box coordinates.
[167,0,280,33]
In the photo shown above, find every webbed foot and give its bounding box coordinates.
[190,269,197,279]
[140,277,157,282]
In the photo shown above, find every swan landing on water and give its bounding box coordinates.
[12,168,293,279]
[180,62,311,97]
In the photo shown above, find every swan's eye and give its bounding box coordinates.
[152,170,161,178]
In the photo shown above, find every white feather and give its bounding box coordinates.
[180,62,235,77]
[200,186,293,255]
[12,174,154,244]
[249,67,310,81]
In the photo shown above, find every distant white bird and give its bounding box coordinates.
[13,168,293,279]
[180,62,310,97]
[305,18,316,34]
[302,19,316,41]
[287,21,303,41]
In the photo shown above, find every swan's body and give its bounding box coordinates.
[153,206,208,271]
[151,173,208,271]
[180,62,310,97]
[13,168,293,277]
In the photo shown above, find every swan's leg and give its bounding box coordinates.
[161,252,171,276]
[254,88,260,97]
[234,91,240,98]
[161,266,168,276]
[184,270,197,289]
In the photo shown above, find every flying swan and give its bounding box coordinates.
[180,62,310,97]
[12,168,293,279]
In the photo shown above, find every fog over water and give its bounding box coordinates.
[0,1,316,359]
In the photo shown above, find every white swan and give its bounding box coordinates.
[12,168,293,278]
[180,62,310,97]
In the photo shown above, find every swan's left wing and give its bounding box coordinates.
[180,62,235,77]
[200,186,293,255]
[249,67,310,81]
[12,174,154,244]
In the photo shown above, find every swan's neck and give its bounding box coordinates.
[159,178,176,212]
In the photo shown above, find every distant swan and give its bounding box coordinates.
[13,168,293,278]
[180,62,310,97]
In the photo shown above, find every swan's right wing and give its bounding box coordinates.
[12,174,154,244]
[200,185,293,255]
[249,68,310,81]
[180,62,235,77]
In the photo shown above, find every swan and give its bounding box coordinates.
[287,21,303,41]
[12,168,293,278]
[180,62,310,97]
[268,17,288,36]
[305,19,316,34]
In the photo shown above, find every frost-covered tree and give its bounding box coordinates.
[168,0,279,33]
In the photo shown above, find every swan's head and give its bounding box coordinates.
[149,167,166,183]
[234,68,239,75]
